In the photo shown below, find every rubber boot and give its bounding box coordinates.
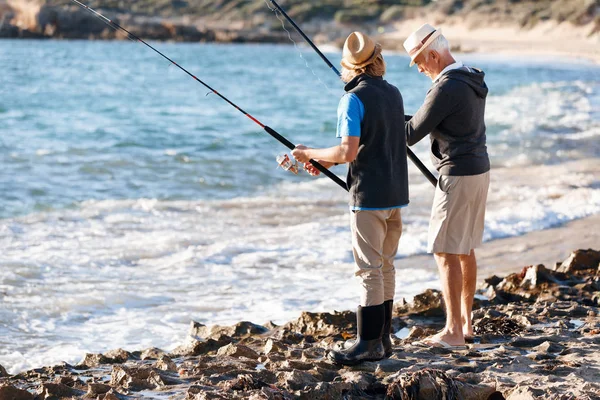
[328,304,385,365]
[333,299,394,357]
[382,299,394,357]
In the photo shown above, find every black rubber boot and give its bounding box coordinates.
[328,304,385,365]
[382,299,394,357]
[333,299,394,358]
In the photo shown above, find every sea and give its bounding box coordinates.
[1,40,599,374]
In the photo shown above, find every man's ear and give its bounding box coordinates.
[430,50,439,62]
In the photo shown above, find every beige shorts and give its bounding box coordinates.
[428,171,490,255]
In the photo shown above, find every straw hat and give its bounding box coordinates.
[341,32,382,70]
[403,24,443,67]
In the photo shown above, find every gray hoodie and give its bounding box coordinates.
[405,67,490,176]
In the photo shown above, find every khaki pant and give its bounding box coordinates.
[351,209,403,306]
[428,171,490,255]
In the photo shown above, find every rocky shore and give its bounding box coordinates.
[0,249,598,399]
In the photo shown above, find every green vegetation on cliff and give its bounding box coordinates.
[40,0,597,28]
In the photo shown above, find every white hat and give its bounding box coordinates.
[341,31,382,70]
[403,24,443,67]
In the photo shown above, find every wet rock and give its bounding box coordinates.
[140,347,167,360]
[340,370,374,391]
[282,311,355,338]
[171,336,233,357]
[0,385,35,400]
[506,385,545,399]
[301,346,326,360]
[533,341,565,354]
[104,348,132,363]
[38,382,86,398]
[277,370,318,391]
[217,344,259,360]
[510,336,560,348]
[264,338,287,355]
[98,393,121,400]
[220,374,270,391]
[280,360,313,371]
[556,249,600,274]
[86,383,112,397]
[396,289,445,317]
[154,355,178,371]
[110,365,179,391]
[374,358,413,373]
[0,365,8,377]
[190,320,268,340]
[78,353,111,368]
[297,381,353,400]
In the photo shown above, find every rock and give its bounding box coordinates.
[264,338,287,355]
[140,347,167,360]
[0,385,35,400]
[99,393,120,400]
[216,344,259,360]
[297,382,353,400]
[280,360,313,371]
[375,358,413,373]
[86,383,112,397]
[282,311,355,338]
[340,370,374,391]
[533,341,565,354]
[556,249,600,274]
[0,365,7,377]
[104,348,132,363]
[154,355,178,372]
[220,374,269,391]
[278,370,318,391]
[189,320,268,340]
[301,346,326,360]
[506,385,545,400]
[170,336,232,357]
[78,353,110,368]
[38,383,86,398]
[396,289,445,317]
[510,336,560,348]
[110,365,167,391]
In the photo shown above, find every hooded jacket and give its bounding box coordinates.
[406,67,490,176]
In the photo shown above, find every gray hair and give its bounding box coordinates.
[424,35,450,60]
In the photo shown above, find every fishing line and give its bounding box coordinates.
[263,0,338,97]
[69,0,348,191]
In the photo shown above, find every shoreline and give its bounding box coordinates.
[0,248,598,399]
[401,213,600,287]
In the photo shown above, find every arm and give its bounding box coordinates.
[405,86,454,146]
[292,136,359,164]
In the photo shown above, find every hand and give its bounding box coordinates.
[291,144,311,164]
[304,161,321,176]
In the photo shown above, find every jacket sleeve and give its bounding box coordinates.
[405,85,455,146]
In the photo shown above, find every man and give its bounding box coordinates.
[291,31,409,365]
[403,24,490,348]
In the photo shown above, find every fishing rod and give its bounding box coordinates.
[69,0,348,192]
[267,0,439,188]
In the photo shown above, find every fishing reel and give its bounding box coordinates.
[276,153,299,175]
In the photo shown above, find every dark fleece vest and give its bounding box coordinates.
[345,75,409,209]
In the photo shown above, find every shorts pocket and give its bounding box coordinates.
[438,175,458,194]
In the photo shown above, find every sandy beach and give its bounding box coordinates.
[379,18,600,65]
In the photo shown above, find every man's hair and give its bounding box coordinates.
[341,54,386,83]
[424,35,450,60]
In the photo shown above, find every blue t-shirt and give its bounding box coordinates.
[336,93,364,138]
[336,93,407,211]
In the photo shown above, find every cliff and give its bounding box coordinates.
[1,0,598,43]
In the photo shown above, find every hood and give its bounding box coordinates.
[444,68,488,99]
